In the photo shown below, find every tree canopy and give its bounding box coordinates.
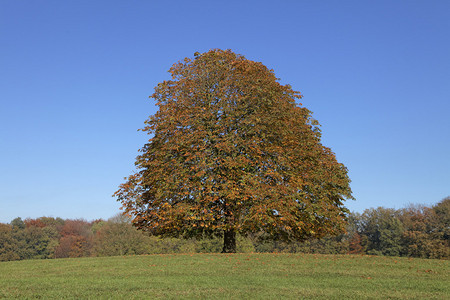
[115,49,353,252]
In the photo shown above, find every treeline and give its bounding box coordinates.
[265,197,449,259]
[1,198,448,262]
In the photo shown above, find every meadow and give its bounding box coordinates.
[0,253,448,299]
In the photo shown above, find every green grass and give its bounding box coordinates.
[0,253,448,299]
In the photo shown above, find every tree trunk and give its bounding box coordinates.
[222,229,236,253]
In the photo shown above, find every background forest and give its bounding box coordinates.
[1,197,448,262]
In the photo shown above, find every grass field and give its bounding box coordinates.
[0,253,448,299]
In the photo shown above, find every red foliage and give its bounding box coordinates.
[54,219,93,258]
[60,220,91,237]
[24,218,46,228]
[348,233,365,254]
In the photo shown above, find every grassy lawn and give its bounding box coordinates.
[0,253,448,299]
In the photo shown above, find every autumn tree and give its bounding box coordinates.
[398,198,450,259]
[55,219,92,258]
[115,49,353,253]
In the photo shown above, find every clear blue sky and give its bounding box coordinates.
[1,0,449,223]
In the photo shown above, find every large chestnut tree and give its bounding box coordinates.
[115,49,353,253]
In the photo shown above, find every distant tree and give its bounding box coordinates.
[348,233,365,254]
[37,217,65,232]
[4,219,59,260]
[22,226,58,259]
[432,197,450,242]
[93,214,151,256]
[430,197,450,258]
[0,223,20,261]
[359,207,404,256]
[10,217,25,230]
[59,219,91,238]
[55,219,92,258]
[394,201,449,259]
[115,49,353,253]
[346,212,367,255]
[55,236,79,258]
[24,218,46,228]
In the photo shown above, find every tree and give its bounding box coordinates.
[348,233,366,254]
[10,217,25,230]
[346,212,367,254]
[55,219,93,258]
[359,207,404,256]
[430,197,450,258]
[115,49,353,253]
[0,223,20,261]
[432,197,450,243]
[92,214,152,256]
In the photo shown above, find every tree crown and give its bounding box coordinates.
[115,49,353,247]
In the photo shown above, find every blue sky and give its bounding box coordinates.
[1,0,449,223]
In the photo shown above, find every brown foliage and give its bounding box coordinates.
[348,233,366,254]
[24,218,46,228]
[60,219,91,237]
[115,49,353,252]
[400,203,449,259]
[55,219,93,258]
